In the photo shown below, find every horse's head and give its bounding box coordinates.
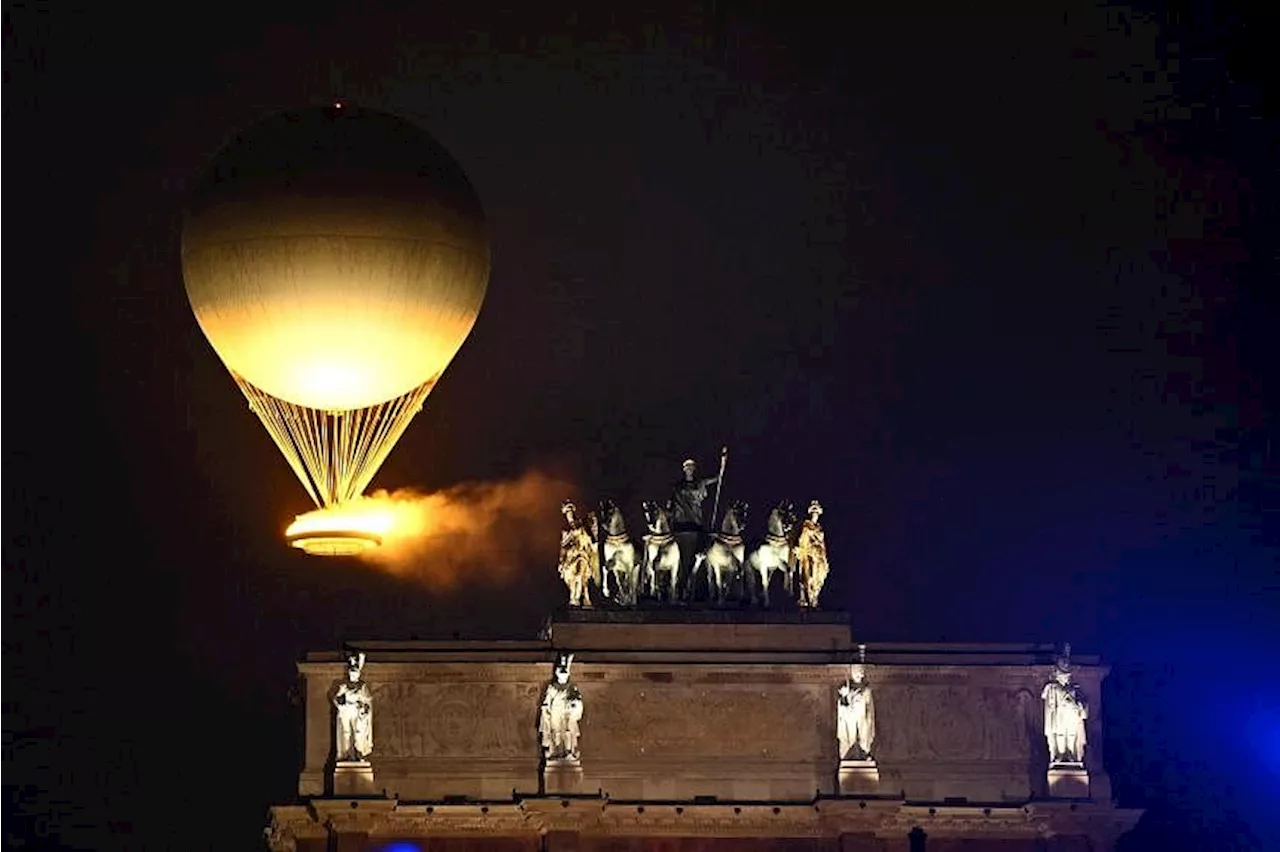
[721,500,749,535]
[780,501,798,532]
[767,501,798,537]
[599,499,626,535]
[642,500,670,533]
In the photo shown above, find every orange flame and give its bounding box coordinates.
[285,470,576,589]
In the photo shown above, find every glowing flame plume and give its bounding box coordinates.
[284,472,573,583]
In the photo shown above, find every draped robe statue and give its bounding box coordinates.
[557,500,598,607]
[837,664,876,761]
[539,653,584,763]
[1042,663,1088,764]
[792,499,830,608]
[333,652,373,762]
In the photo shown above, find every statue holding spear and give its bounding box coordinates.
[669,447,728,601]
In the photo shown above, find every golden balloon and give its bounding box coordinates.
[182,106,490,515]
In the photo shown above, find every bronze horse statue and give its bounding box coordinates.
[745,501,797,607]
[598,499,640,606]
[641,500,680,603]
[695,500,748,606]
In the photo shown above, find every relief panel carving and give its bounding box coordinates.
[583,683,828,762]
[372,681,541,759]
[874,683,1036,763]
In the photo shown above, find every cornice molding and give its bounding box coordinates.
[271,797,1143,842]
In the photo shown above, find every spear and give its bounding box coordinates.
[598,502,609,601]
[709,446,729,534]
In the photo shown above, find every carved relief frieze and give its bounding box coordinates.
[372,681,541,758]
[582,683,826,761]
[873,683,1037,763]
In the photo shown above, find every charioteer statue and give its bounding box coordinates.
[669,452,725,600]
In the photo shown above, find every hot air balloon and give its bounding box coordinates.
[181,105,490,555]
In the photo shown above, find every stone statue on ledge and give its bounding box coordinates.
[1042,645,1088,764]
[792,499,830,608]
[837,657,876,761]
[333,652,373,762]
[557,500,599,608]
[539,652,584,764]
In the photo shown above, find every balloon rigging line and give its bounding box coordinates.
[234,373,436,508]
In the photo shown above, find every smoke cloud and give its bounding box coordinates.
[353,470,575,588]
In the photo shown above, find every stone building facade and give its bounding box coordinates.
[266,611,1140,851]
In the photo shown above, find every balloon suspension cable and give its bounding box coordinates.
[234,373,438,507]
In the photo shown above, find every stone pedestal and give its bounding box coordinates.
[838,759,880,795]
[544,760,584,794]
[333,760,376,795]
[1047,763,1089,798]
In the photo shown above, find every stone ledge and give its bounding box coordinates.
[551,607,852,625]
[269,797,1142,843]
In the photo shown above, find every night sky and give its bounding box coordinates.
[6,2,1276,850]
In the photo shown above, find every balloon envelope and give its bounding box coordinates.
[182,106,490,411]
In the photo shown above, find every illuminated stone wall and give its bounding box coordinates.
[297,615,1109,803]
[270,613,1138,852]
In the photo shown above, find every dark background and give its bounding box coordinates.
[5,1,1276,849]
